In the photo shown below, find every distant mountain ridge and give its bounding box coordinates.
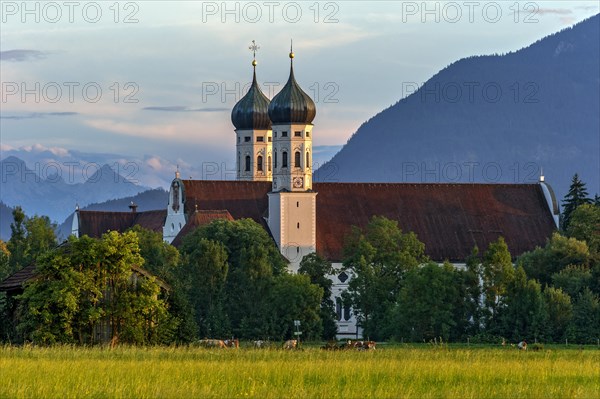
[315,15,600,201]
[0,156,150,223]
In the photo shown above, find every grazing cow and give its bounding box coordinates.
[224,339,239,348]
[283,339,297,350]
[518,341,528,351]
[321,341,339,350]
[361,341,376,350]
[199,339,226,348]
[254,340,266,348]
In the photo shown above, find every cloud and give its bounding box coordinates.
[535,8,573,15]
[20,144,71,157]
[559,16,577,26]
[142,106,229,112]
[0,112,78,120]
[0,50,48,62]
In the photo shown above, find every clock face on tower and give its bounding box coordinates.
[293,177,304,188]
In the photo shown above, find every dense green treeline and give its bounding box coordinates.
[0,175,598,345]
[343,175,600,344]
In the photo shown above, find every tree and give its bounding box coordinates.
[390,262,467,342]
[551,265,593,299]
[6,207,27,274]
[562,174,592,231]
[0,240,11,282]
[129,225,179,281]
[129,226,195,343]
[17,231,173,346]
[24,215,57,263]
[6,208,57,276]
[299,253,338,340]
[498,266,545,342]
[542,287,573,342]
[519,233,590,285]
[571,288,600,344]
[179,238,229,338]
[481,237,514,331]
[464,246,484,335]
[268,274,323,341]
[179,218,288,339]
[0,240,14,341]
[566,204,600,255]
[343,216,427,340]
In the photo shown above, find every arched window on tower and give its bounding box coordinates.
[295,151,301,168]
[237,152,240,172]
[268,156,272,172]
[306,151,310,169]
[274,151,277,169]
[257,156,263,172]
[282,151,288,168]
[245,155,251,172]
[335,297,342,321]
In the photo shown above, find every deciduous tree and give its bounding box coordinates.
[299,253,338,340]
[343,216,427,340]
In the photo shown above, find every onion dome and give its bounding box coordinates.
[231,59,272,130]
[268,49,316,125]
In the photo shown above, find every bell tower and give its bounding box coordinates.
[163,168,186,243]
[267,43,318,272]
[231,41,273,181]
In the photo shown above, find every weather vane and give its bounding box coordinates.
[249,40,260,59]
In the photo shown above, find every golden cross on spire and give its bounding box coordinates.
[249,40,259,67]
[249,40,260,63]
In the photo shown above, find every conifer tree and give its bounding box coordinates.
[562,174,592,231]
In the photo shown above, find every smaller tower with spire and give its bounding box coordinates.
[163,169,186,243]
[231,40,273,181]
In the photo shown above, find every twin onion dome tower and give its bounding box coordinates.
[231,41,316,193]
[231,41,318,269]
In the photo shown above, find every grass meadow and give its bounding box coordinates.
[0,344,598,398]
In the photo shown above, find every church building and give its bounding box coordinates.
[72,45,559,338]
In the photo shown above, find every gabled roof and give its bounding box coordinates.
[171,210,234,247]
[181,180,271,227]
[313,183,556,262]
[180,181,556,262]
[0,264,36,293]
[77,209,166,238]
[0,263,170,293]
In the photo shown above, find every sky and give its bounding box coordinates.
[1,0,598,187]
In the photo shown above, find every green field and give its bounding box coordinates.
[1,345,598,398]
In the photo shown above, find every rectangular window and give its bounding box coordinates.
[237,137,240,143]
[295,131,302,137]
[257,137,264,142]
[306,131,310,137]
[282,131,288,137]
[244,136,251,142]
[274,132,277,137]
[268,137,272,142]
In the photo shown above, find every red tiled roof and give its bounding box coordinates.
[181,181,556,262]
[0,264,36,292]
[313,183,556,262]
[0,264,169,293]
[171,210,234,247]
[78,210,166,238]
[182,180,271,227]
[131,210,167,232]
